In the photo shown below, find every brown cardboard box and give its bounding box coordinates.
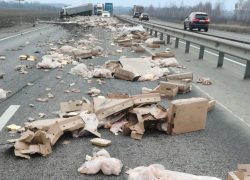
[159,81,192,94]
[228,165,250,180]
[72,49,92,59]
[167,98,209,135]
[132,93,161,106]
[123,43,133,47]
[131,46,145,53]
[117,39,131,44]
[147,44,160,48]
[153,40,165,44]
[154,52,175,58]
[152,85,178,99]
[114,68,140,81]
[166,72,193,81]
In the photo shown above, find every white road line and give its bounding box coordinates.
[0,105,20,131]
[174,38,246,67]
[143,44,249,127]
[0,25,52,42]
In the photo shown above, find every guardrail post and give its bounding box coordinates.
[154,31,158,37]
[244,61,250,79]
[150,29,153,35]
[185,41,190,53]
[167,35,170,44]
[217,52,224,67]
[147,28,149,33]
[199,46,205,59]
[160,33,163,40]
[175,38,179,48]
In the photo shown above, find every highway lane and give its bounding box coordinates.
[0,17,249,180]
[122,15,250,44]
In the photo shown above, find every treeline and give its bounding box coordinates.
[0,1,59,11]
[145,1,225,23]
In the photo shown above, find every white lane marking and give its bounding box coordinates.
[142,44,250,127]
[0,25,52,42]
[174,38,246,67]
[0,105,20,131]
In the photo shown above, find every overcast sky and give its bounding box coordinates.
[23,0,237,10]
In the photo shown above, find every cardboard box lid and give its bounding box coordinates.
[153,85,178,98]
[228,164,250,180]
[132,93,161,106]
[119,58,152,76]
[167,98,209,135]
[159,81,191,92]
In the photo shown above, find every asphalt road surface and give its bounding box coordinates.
[0,17,249,180]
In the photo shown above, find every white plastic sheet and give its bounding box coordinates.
[145,38,161,44]
[69,64,92,78]
[0,89,6,99]
[128,164,222,180]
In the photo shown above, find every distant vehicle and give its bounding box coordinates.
[97,3,104,15]
[132,5,144,18]
[133,12,140,18]
[102,11,110,18]
[184,12,210,32]
[93,5,97,15]
[105,3,113,15]
[139,13,149,21]
[59,3,93,18]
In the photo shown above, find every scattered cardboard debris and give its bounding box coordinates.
[56,76,61,79]
[6,124,22,131]
[29,104,35,107]
[90,138,111,147]
[36,98,48,102]
[197,77,212,85]
[0,56,5,60]
[27,83,34,86]
[28,117,35,122]
[62,140,70,145]
[39,113,46,118]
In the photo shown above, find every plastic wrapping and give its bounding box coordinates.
[79,114,101,137]
[60,46,75,52]
[160,58,179,67]
[145,38,161,44]
[78,148,123,176]
[0,89,6,99]
[120,25,145,35]
[36,58,62,69]
[93,68,112,78]
[69,64,93,78]
[146,67,163,78]
[110,121,127,134]
[128,164,222,180]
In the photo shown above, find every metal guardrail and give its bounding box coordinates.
[116,15,250,79]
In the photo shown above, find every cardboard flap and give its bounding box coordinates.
[94,98,134,120]
[130,114,145,134]
[46,122,64,145]
[21,145,40,154]
[60,100,82,113]
[132,93,161,106]
[238,164,250,178]
[107,93,129,99]
[39,141,52,156]
[150,105,168,119]
[14,149,30,159]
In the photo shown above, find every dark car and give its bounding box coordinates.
[184,12,210,32]
[139,13,149,21]
[133,12,140,18]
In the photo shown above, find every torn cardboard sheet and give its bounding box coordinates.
[114,68,140,81]
[166,72,193,81]
[132,93,161,106]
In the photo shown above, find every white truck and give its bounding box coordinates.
[132,5,144,18]
[96,3,104,15]
[60,3,93,18]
